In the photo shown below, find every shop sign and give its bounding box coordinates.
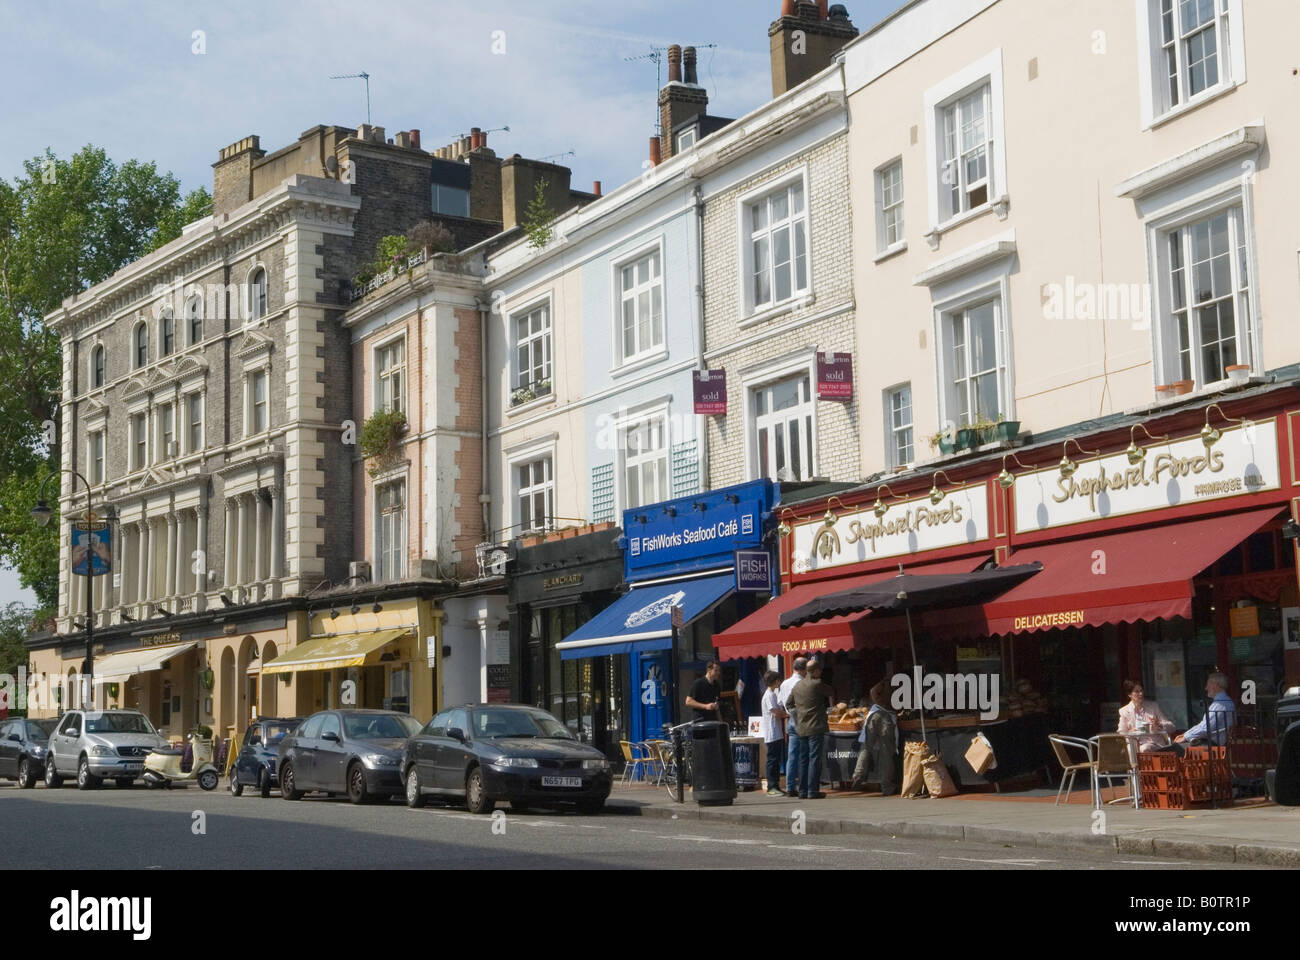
[1229,606,1260,638]
[693,369,726,415]
[735,549,771,592]
[816,352,853,400]
[488,630,510,665]
[1013,421,1279,534]
[543,574,583,590]
[625,483,767,574]
[790,487,989,575]
[71,520,111,577]
[140,633,181,647]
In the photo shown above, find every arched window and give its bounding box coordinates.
[134,323,148,368]
[186,295,203,344]
[249,268,267,321]
[91,345,105,388]
[160,307,175,357]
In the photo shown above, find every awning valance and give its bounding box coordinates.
[557,571,737,660]
[712,556,989,660]
[262,628,409,675]
[94,643,197,683]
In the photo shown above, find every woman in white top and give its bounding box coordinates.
[760,671,788,796]
[1117,679,1174,752]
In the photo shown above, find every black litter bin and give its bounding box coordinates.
[690,721,737,806]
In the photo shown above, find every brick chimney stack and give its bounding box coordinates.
[769,1,858,97]
[212,135,265,218]
[658,41,709,163]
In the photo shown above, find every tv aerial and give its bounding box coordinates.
[330,71,372,126]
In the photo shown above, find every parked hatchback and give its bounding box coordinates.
[401,704,612,814]
[230,717,302,798]
[44,710,169,789]
[277,709,421,804]
[0,717,59,788]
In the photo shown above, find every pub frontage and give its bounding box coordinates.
[715,379,1300,786]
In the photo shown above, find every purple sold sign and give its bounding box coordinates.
[816,352,853,400]
[693,369,727,415]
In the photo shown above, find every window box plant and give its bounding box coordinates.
[1225,364,1250,385]
[359,409,408,477]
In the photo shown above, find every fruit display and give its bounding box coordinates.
[1000,678,1048,718]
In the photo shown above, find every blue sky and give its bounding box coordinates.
[0,0,905,610]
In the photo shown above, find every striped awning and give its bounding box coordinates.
[261,628,409,675]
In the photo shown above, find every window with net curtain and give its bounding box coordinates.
[376,479,406,582]
[513,304,551,394]
[516,455,554,534]
[621,415,668,509]
[946,300,1004,427]
[752,374,815,482]
[748,180,808,312]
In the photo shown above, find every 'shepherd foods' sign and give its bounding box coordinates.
[817,352,853,400]
[790,486,989,574]
[1013,420,1280,534]
[693,369,726,415]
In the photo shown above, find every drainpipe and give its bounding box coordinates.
[693,183,709,488]
[478,300,491,542]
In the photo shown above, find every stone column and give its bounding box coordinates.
[255,492,268,585]
[165,514,178,598]
[136,520,149,603]
[235,494,248,586]
[143,518,155,602]
[224,498,236,588]
[269,484,284,583]
[196,504,209,600]
[175,511,189,599]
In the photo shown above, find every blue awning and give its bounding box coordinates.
[556,571,737,660]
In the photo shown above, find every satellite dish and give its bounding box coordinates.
[324,155,339,175]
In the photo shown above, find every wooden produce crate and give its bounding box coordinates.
[1137,747,1231,809]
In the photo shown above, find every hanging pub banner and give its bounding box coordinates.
[693,369,727,415]
[817,352,853,400]
[71,519,112,577]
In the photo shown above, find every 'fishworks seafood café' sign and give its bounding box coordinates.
[790,486,989,575]
[1013,420,1279,534]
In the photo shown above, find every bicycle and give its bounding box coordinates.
[660,721,696,801]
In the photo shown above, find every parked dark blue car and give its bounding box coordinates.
[230,717,302,798]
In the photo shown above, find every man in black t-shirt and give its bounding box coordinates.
[685,660,723,722]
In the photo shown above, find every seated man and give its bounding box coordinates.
[1168,672,1236,756]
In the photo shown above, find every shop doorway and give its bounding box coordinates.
[632,650,670,743]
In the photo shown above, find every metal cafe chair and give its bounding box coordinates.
[618,740,658,784]
[1091,733,1139,809]
[1048,734,1097,806]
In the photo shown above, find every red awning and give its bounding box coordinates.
[712,556,990,660]
[947,506,1283,635]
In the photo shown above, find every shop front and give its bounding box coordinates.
[717,385,1300,787]
[555,480,778,745]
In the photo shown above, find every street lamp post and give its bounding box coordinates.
[31,469,102,712]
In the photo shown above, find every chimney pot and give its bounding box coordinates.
[593,180,602,196]
[667,44,682,83]
[781,0,796,14]
[410,128,421,150]
[461,136,472,154]
[649,136,662,168]
[683,46,698,85]
[818,0,829,18]
[480,130,488,148]
[471,127,482,149]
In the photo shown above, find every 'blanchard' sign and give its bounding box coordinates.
[1013,420,1280,534]
[790,486,989,575]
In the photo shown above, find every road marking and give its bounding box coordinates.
[938,856,1054,865]
[663,835,768,846]
[864,849,917,856]
[1115,860,1190,865]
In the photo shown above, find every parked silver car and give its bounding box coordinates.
[44,709,169,789]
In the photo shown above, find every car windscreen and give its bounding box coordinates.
[84,713,157,735]
[29,720,58,740]
[262,723,296,744]
[342,714,420,740]
[473,708,574,740]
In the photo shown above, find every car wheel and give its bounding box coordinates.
[509,801,531,813]
[259,768,271,799]
[77,756,102,790]
[198,769,219,791]
[230,771,244,796]
[279,761,302,801]
[576,799,605,815]
[44,757,63,788]
[405,767,426,808]
[347,762,369,805]
[17,759,37,789]
[465,767,494,815]
[114,778,134,789]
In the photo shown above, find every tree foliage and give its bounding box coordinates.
[523,179,556,249]
[0,146,201,613]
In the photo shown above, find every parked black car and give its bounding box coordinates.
[277,709,420,803]
[230,716,302,798]
[0,717,59,788]
[401,703,612,814]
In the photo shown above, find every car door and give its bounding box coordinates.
[414,712,449,783]
[54,713,82,774]
[315,713,348,791]
[434,709,471,790]
[0,722,16,776]
[234,725,259,785]
[290,714,324,787]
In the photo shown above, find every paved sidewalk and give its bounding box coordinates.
[607,783,1300,866]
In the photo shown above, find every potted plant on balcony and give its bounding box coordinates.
[360,409,408,477]
[929,429,957,455]
[1225,364,1251,385]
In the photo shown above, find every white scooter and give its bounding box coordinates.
[142,733,220,791]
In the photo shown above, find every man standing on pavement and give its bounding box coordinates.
[685,660,723,721]
[786,659,835,799]
[778,657,808,797]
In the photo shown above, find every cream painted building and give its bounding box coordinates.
[841,0,1295,474]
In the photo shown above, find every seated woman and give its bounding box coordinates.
[1117,679,1173,752]
[851,681,900,795]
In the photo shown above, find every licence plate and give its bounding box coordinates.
[541,776,582,788]
[122,763,142,772]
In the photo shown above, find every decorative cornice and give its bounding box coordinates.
[1115,123,1265,200]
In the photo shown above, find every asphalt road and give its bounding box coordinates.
[0,780,1267,869]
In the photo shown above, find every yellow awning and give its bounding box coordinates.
[95,643,197,683]
[262,628,409,675]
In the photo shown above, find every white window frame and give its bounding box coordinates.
[933,283,1013,429]
[924,50,1008,237]
[614,403,671,513]
[373,334,407,415]
[87,429,105,485]
[244,367,270,438]
[875,158,905,254]
[884,383,915,470]
[133,321,149,369]
[159,309,176,358]
[247,265,268,323]
[130,409,149,471]
[509,297,553,399]
[374,476,407,582]
[1136,0,1246,129]
[508,443,557,536]
[90,344,105,390]
[185,391,204,455]
[156,401,176,461]
[1145,183,1260,389]
[736,167,812,319]
[675,127,697,153]
[612,239,667,368]
[740,351,819,483]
